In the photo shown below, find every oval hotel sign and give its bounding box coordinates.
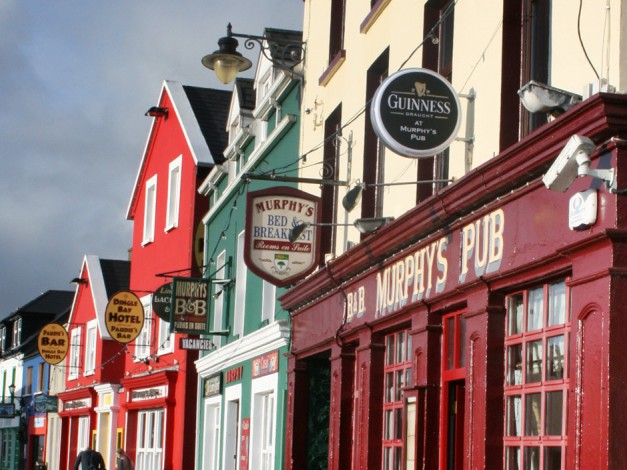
[245,187,321,287]
[105,291,144,344]
[371,68,461,158]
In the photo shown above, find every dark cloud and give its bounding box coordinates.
[0,0,303,314]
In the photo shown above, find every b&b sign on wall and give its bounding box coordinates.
[170,277,210,334]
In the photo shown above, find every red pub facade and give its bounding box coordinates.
[281,94,627,469]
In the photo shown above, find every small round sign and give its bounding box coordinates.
[370,68,461,158]
[38,323,69,365]
[105,291,144,344]
[152,282,173,322]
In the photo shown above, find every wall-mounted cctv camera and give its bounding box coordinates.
[542,135,596,192]
[542,135,616,192]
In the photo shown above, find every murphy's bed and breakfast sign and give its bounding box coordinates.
[245,187,321,287]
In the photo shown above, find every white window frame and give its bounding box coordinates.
[165,156,182,231]
[77,416,90,454]
[213,250,227,347]
[222,384,242,470]
[135,296,152,360]
[84,320,97,376]
[136,409,164,470]
[157,317,173,355]
[202,395,222,470]
[0,327,5,353]
[250,374,279,470]
[261,281,276,325]
[68,327,81,380]
[233,231,246,338]
[12,318,21,348]
[142,175,157,245]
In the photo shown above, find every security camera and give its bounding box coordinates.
[542,135,596,192]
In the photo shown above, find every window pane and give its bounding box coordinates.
[385,410,393,439]
[527,288,544,331]
[509,293,524,335]
[544,446,562,470]
[396,331,406,363]
[546,335,564,381]
[394,408,403,439]
[524,447,540,470]
[526,340,543,383]
[548,281,566,326]
[525,393,541,436]
[459,315,466,367]
[447,317,455,369]
[385,372,394,402]
[506,446,521,470]
[545,391,563,436]
[506,395,522,436]
[386,335,394,365]
[507,344,523,385]
[395,371,404,401]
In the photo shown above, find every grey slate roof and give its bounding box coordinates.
[234,78,256,114]
[183,86,231,164]
[99,259,131,297]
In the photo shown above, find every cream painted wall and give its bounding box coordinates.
[298,0,626,257]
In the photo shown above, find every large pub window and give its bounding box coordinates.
[382,328,412,470]
[504,279,569,470]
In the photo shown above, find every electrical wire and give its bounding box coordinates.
[578,0,600,79]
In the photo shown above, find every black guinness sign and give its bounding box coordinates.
[371,68,461,158]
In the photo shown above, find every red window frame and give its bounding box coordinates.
[382,329,412,470]
[504,279,570,470]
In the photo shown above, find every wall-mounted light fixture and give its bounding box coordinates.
[144,106,169,118]
[69,277,88,285]
[342,178,455,212]
[288,217,394,243]
[202,23,305,84]
[518,81,581,117]
[211,278,233,299]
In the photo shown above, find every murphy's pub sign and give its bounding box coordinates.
[371,68,461,158]
[245,187,321,287]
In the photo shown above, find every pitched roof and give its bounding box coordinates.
[0,290,74,359]
[1,290,74,322]
[233,78,256,114]
[99,259,131,297]
[126,81,231,220]
[183,86,232,163]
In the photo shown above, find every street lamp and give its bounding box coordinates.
[202,23,305,84]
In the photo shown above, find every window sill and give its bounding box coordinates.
[319,50,347,87]
[360,0,392,34]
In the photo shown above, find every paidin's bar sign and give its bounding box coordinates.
[245,187,321,287]
[371,68,461,158]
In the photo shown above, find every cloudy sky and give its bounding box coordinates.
[0,1,304,315]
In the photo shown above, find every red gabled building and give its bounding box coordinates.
[122,80,230,470]
[58,255,130,470]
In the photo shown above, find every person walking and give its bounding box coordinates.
[116,448,133,470]
[74,447,106,470]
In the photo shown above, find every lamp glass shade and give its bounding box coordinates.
[202,52,253,85]
[8,384,15,396]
